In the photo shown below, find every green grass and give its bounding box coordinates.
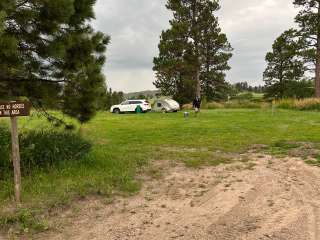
[1,109,320,233]
[305,155,320,166]
[0,208,48,235]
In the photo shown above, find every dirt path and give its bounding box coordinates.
[32,155,320,239]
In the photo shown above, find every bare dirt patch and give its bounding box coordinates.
[7,155,320,240]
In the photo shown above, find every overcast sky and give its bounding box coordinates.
[93,0,299,93]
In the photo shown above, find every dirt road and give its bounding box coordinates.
[36,154,320,240]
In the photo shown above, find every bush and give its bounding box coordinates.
[0,128,92,176]
[231,92,254,101]
[181,104,193,110]
[275,99,295,110]
[206,102,224,109]
[182,100,268,110]
[0,208,48,234]
[20,131,91,173]
[276,98,320,111]
[0,125,11,172]
[265,80,315,99]
[224,100,262,109]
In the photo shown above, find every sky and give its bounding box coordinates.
[93,0,299,93]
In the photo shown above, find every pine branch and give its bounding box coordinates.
[16,0,29,8]
[30,100,74,130]
[0,75,67,84]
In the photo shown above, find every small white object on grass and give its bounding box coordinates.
[184,112,190,118]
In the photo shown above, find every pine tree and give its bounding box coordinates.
[0,0,109,123]
[294,0,320,96]
[263,29,305,98]
[153,0,232,103]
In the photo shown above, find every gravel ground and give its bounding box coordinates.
[23,154,320,240]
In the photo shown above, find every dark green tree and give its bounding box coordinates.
[95,86,124,110]
[263,29,305,99]
[294,0,320,96]
[233,82,265,93]
[153,0,232,103]
[0,0,110,123]
[199,5,232,101]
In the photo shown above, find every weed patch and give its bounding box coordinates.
[305,155,320,167]
[267,141,301,156]
[20,131,92,173]
[0,208,48,235]
[276,98,320,111]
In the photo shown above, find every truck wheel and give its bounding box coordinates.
[113,108,120,114]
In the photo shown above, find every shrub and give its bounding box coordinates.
[231,92,254,101]
[0,208,48,234]
[182,100,268,110]
[0,125,11,173]
[276,98,320,111]
[275,99,295,110]
[181,104,193,110]
[20,131,92,173]
[206,102,224,109]
[0,128,92,176]
[224,100,262,109]
[265,80,314,99]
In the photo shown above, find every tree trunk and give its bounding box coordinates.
[316,3,320,97]
[196,66,201,98]
[192,0,201,98]
[10,116,21,204]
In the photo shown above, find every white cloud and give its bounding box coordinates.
[218,0,299,85]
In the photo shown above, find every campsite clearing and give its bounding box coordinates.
[1,109,320,239]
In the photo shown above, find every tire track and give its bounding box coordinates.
[34,155,320,240]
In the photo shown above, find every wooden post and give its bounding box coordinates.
[0,100,30,203]
[10,116,21,203]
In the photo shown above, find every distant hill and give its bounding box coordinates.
[125,90,160,99]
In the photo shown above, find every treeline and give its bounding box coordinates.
[97,86,124,110]
[263,0,319,99]
[233,82,265,94]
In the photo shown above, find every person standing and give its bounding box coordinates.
[193,96,201,116]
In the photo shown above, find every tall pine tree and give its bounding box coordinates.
[0,0,109,123]
[263,29,305,98]
[153,0,232,103]
[294,0,320,97]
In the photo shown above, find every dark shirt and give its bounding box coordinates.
[193,98,201,109]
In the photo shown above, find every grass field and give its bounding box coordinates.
[1,109,320,232]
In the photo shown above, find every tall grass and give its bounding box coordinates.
[0,125,11,172]
[276,98,320,111]
[19,131,92,173]
[0,127,92,177]
[182,100,269,110]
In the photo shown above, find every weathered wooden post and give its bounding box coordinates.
[10,116,21,203]
[0,101,31,203]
